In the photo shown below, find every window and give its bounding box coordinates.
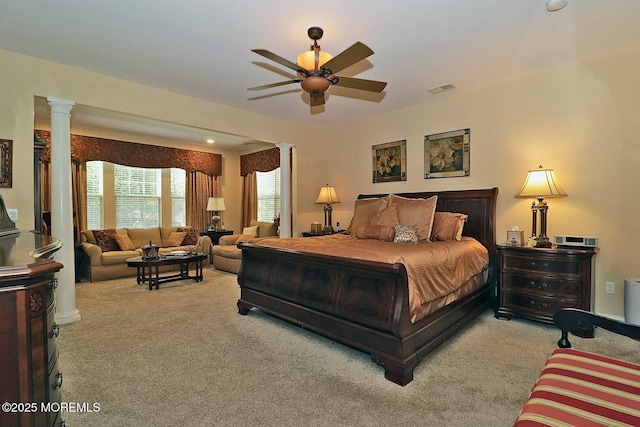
[114,165,161,228]
[256,168,280,222]
[86,161,104,229]
[170,168,186,227]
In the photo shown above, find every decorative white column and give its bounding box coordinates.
[276,142,293,238]
[47,97,81,324]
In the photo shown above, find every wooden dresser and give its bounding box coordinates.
[495,244,597,325]
[0,231,64,427]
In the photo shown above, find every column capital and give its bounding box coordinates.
[276,142,294,150]
[46,97,75,113]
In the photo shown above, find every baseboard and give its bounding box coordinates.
[594,311,625,322]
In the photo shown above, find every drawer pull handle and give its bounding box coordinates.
[53,372,63,389]
[528,300,548,310]
[48,278,59,290]
[542,262,550,269]
[530,281,548,289]
[50,323,60,338]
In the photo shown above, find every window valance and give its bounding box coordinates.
[35,130,222,176]
[240,147,280,176]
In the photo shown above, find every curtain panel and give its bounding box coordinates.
[36,130,222,175]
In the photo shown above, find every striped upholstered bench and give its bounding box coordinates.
[515,309,640,426]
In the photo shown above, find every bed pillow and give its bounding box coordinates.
[389,194,438,241]
[431,212,468,241]
[354,224,395,242]
[346,197,389,235]
[113,234,136,251]
[393,224,418,244]
[92,229,120,252]
[242,225,259,237]
[369,204,399,227]
[164,231,187,247]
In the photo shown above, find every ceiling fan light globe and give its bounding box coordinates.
[296,51,332,72]
[301,76,331,94]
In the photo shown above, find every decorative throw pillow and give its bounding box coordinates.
[346,197,389,234]
[431,212,468,241]
[113,234,136,251]
[92,229,120,252]
[236,234,254,243]
[177,227,198,246]
[393,224,419,244]
[354,224,395,242]
[242,225,259,237]
[389,194,438,241]
[369,204,399,228]
[164,231,187,247]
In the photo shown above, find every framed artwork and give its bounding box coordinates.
[372,140,407,183]
[424,128,470,179]
[0,139,12,188]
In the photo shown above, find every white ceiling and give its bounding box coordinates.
[3,0,640,149]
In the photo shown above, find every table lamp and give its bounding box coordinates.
[315,184,341,231]
[515,165,567,247]
[206,197,226,231]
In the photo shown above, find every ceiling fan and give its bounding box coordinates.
[248,27,387,110]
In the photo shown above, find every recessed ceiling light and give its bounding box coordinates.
[546,0,568,12]
[428,84,456,95]
[207,139,215,144]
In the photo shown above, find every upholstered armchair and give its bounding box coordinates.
[212,221,278,274]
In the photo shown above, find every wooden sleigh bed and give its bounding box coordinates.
[236,187,498,386]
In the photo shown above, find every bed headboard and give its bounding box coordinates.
[357,187,499,282]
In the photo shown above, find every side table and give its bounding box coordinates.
[495,244,597,333]
[200,230,234,245]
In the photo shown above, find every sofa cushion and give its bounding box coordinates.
[93,229,120,252]
[242,225,259,237]
[127,227,162,249]
[82,229,96,244]
[102,250,139,265]
[160,226,178,244]
[212,245,243,260]
[113,234,136,251]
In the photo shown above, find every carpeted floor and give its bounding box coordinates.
[57,268,640,426]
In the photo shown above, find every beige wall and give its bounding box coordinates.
[1,47,638,318]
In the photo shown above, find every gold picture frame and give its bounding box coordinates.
[0,139,12,188]
[372,140,407,183]
[424,128,470,179]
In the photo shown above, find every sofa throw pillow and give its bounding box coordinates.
[164,231,187,247]
[113,234,136,251]
[249,220,278,237]
[177,227,198,246]
[242,225,259,237]
[389,194,438,241]
[93,229,120,252]
[431,212,468,241]
[393,224,419,244]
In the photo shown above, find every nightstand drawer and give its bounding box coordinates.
[501,273,582,297]
[501,291,581,317]
[501,254,582,276]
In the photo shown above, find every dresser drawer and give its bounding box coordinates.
[47,355,63,426]
[501,254,582,276]
[47,302,59,368]
[501,291,582,317]
[501,273,583,297]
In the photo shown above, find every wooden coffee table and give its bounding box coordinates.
[126,253,208,290]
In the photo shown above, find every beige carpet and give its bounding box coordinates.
[57,268,640,427]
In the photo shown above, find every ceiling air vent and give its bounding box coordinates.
[428,84,456,94]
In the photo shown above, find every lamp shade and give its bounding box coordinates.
[515,166,567,199]
[297,50,333,72]
[206,197,226,212]
[315,185,341,204]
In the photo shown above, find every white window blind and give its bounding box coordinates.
[114,165,161,228]
[256,167,280,222]
[86,161,104,229]
[171,168,186,227]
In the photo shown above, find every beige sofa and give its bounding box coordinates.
[212,221,278,274]
[80,227,212,282]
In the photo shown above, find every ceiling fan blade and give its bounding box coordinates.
[310,92,326,107]
[321,42,374,75]
[251,49,307,74]
[247,80,302,91]
[333,76,387,93]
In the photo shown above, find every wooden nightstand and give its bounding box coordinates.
[200,230,233,245]
[495,244,597,328]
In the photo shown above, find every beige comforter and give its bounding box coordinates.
[256,234,489,322]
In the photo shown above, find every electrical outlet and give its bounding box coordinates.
[605,281,615,294]
[7,209,18,221]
